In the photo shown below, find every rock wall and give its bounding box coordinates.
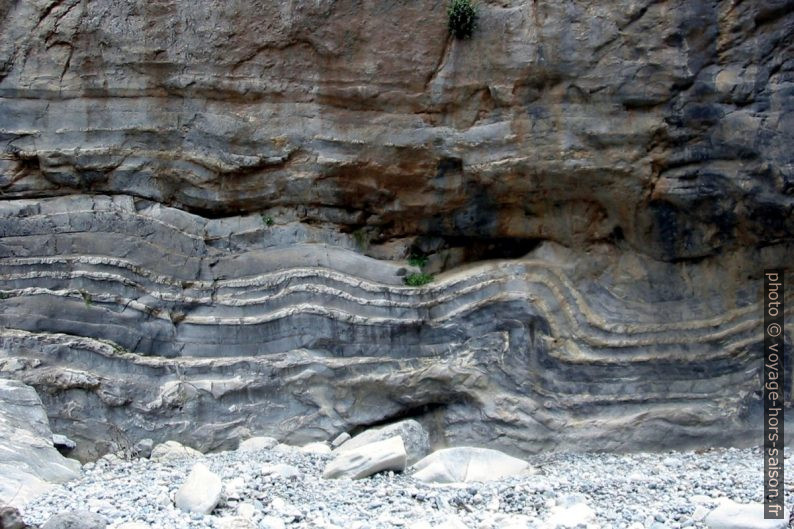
[0,378,80,508]
[0,0,792,459]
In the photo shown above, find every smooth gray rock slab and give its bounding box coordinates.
[335,419,429,465]
[411,447,531,483]
[174,462,223,514]
[704,500,788,529]
[0,378,80,509]
[323,436,406,480]
[41,511,108,529]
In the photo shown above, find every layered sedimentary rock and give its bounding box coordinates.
[0,0,792,459]
[0,195,789,459]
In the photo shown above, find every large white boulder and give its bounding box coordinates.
[705,500,788,529]
[411,447,531,483]
[0,378,80,509]
[237,436,278,452]
[335,419,429,465]
[323,436,407,479]
[174,462,223,514]
[150,440,204,462]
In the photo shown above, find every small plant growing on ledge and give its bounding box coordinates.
[352,228,370,251]
[404,273,434,287]
[260,214,274,227]
[79,289,92,307]
[408,253,428,269]
[448,0,477,39]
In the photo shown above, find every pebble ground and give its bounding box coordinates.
[21,446,794,529]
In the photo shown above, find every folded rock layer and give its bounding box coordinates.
[0,0,792,458]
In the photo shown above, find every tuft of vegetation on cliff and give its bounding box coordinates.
[448,0,476,39]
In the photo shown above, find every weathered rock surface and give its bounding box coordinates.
[411,447,531,483]
[0,378,80,509]
[150,441,204,462]
[0,193,790,459]
[1,0,792,262]
[0,0,792,459]
[40,511,108,529]
[335,420,429,465]
[323,436,407,480]
[237,437,279,453]
[174,463,223,515]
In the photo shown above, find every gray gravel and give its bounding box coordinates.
[20,446,794,529]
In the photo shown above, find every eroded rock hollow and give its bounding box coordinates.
[0,0,792,459]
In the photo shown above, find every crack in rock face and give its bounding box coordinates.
[0,0,792,464]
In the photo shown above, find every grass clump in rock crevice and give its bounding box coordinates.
[403,273,434,287]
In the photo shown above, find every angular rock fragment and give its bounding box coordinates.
[51,434,76,452]
[41,511,108,529]
[411,447,531,483]
[323,436,407,480]
[150,441,204,462]
[335,419,429,465]
[237,436,279,452]
[132,438,154,458]
[260,463,301,480]
[330,432,351,448]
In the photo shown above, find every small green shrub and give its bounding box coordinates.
[79,289,92,307]
[261,214,274,227]
[404,273,434,287]
[448,0,477,39]
[408,254,428,268]
[352,228,370,250]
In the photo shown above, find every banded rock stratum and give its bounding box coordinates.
[0,0,792,460]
